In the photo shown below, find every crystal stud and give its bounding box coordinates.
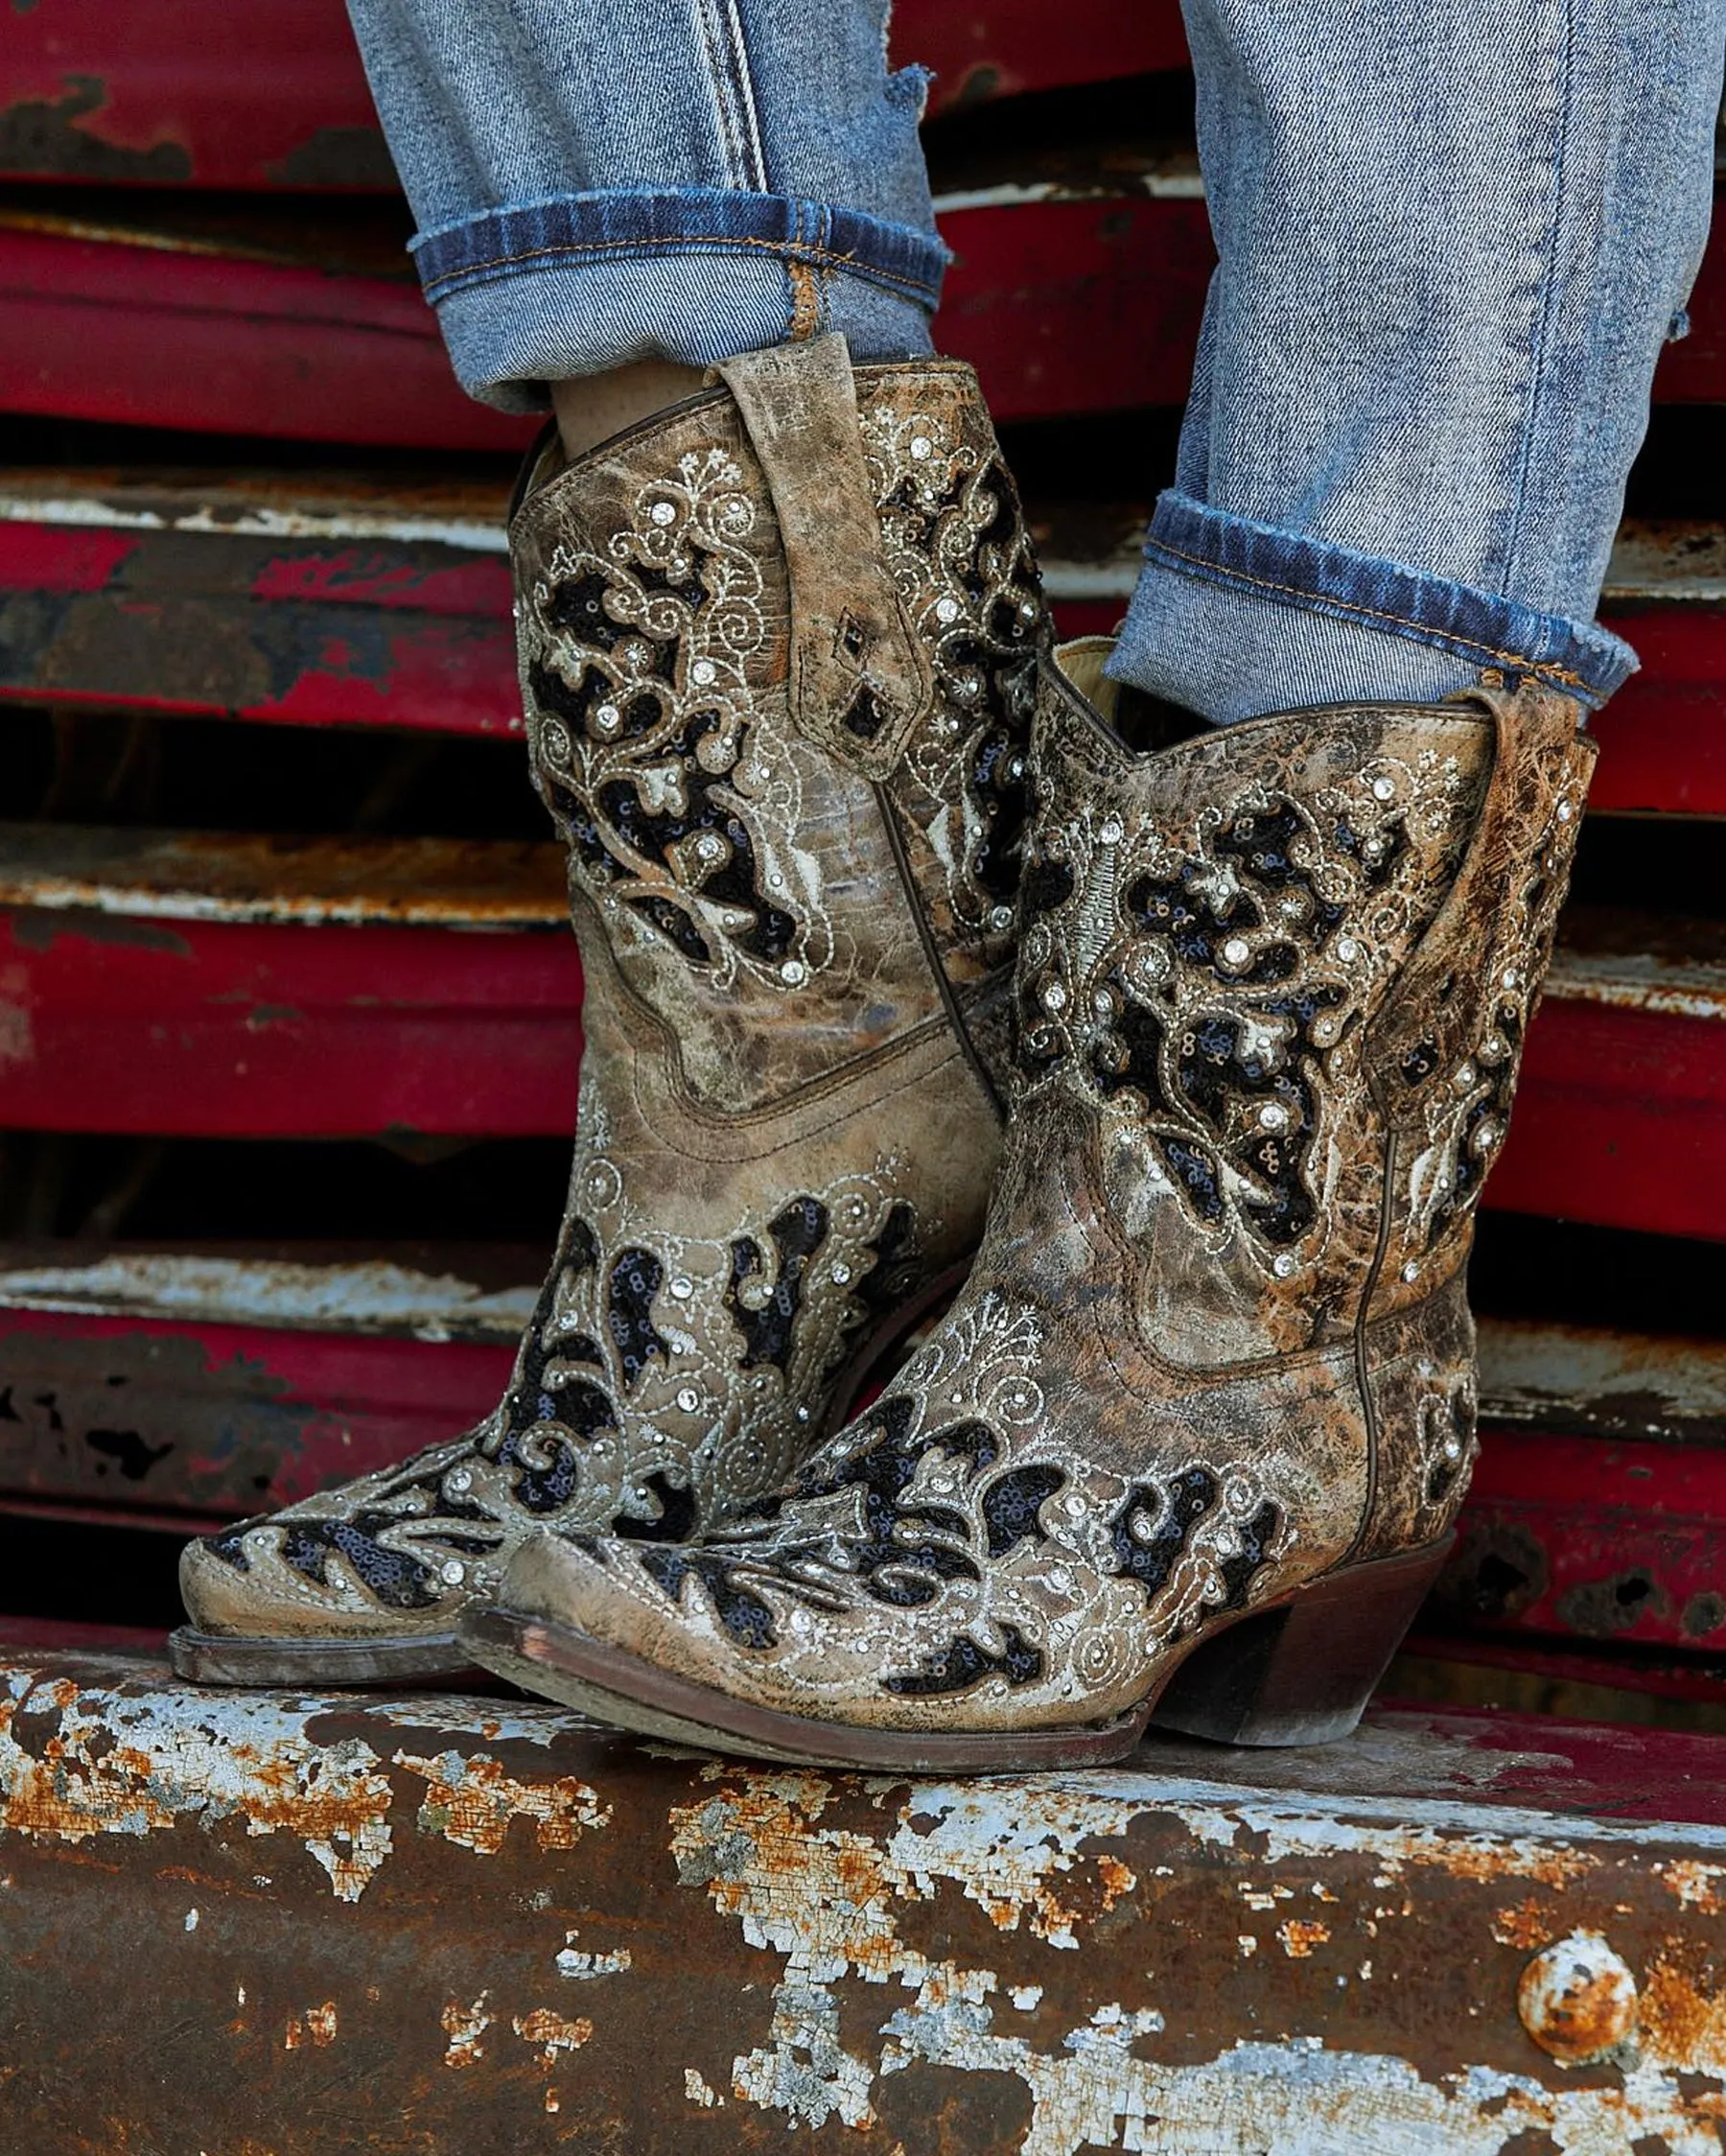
[675,1387,700,1413]
[1402,1259,1421,1283]
[669,1276,693,1301]
[934,597,960,624]
[1272,1254,1296,1277]
[1099,816,1124,844]
[781,958,805,985]
[440,1559,466,1587]
[649,501,676,526]
[1222,937,1251,967]
[1372,776,1395,801]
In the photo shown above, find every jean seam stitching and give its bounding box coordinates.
[1501,0,1576,595]
[421,232,941,304]
[1140,534,1597,690]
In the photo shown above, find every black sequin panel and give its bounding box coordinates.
[1108,1468,1279,1618]
[607,1248,670,1390]
[883,1623,1044,1697]
[527,522,806,976]
[727,1197,830,1372]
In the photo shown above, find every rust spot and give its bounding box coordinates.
[440,1994,492,2068]
[0,79,194,182]
[265,128,398,189]
[512,2008,592,2066]
[1554,1569,1669,1639]
[283,2004,337,2051]
[396,1750,608,1857]
[1277,1918,1330,1958]
[1433,1520,1549,1625]
[1643,1948,1726,2073]
[1494,1898,1556,1951]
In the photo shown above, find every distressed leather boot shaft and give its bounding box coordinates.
[173,337,1048,1684]
[463,652,1596,1769]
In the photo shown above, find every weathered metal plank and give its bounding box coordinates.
[0,1301,518,1525]
[0,0,1191,191]
[0,861,584,1137]
[3,192,1720,443]
[6,482,1724,820]
[2,836,1721,1251]
[4,1658,1726,2153]
[1437,1428,1726,1653]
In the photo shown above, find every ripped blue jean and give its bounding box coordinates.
[344,0,1725,720]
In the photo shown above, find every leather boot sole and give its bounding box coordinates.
[459,1537,1453,1772]
[167,1265,971,1689]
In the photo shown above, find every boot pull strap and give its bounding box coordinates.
[1366,683,1586,1126]
[718,336,932,778]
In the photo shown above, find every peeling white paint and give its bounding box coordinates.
[0,1671,610,1902]
[556,1931,632,1980]
[441,1994,493,2068]
[668,1769,1726,2155]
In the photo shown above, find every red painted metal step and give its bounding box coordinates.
[1,835,1720,1245]
[0,828,582,1138]
[0,1246,526,1526]
[0,0,1193,190]
[2,187,1720,446]
[3,472,1721,816]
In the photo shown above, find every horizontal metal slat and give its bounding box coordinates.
[4,480,1723,817]
[2,189,1720,445]
[0,1,1193,190]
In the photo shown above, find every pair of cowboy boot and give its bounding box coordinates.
[175,338,1593,1771]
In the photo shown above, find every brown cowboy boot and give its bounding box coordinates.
[172,336,1048,1684]
[460,644,1596,1769]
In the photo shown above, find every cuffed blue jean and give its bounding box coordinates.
[345,0,1725,721]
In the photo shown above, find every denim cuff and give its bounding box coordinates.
[411,187,948,410]
[1108,490,1639,724]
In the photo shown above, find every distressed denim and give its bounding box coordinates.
[1108,0,1726,718]
[346,0,1725,716]
[342,0,945,411]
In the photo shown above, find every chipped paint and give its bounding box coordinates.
[555,1932,632,1979]
[512,2008,592,2064]
[0,826,568,931]
[0,1667,610,1902]
[441,1994,491,2068]
[0,1252,536,1341]
[283,2004,338,2051]
[7,1665,1726,2150]
[397,1749,608,1856]
[665,1763,1726,2151]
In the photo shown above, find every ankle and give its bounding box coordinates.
[550,359,706,460]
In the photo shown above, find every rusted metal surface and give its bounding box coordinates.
[0,1,1190,192]
[1479,1321,1726,1446]
[0,1301,518,1523]
[0,1244,530,1520]
[0,826,569,929]
[4,1660,1726,2153]
[0,474,522,735]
